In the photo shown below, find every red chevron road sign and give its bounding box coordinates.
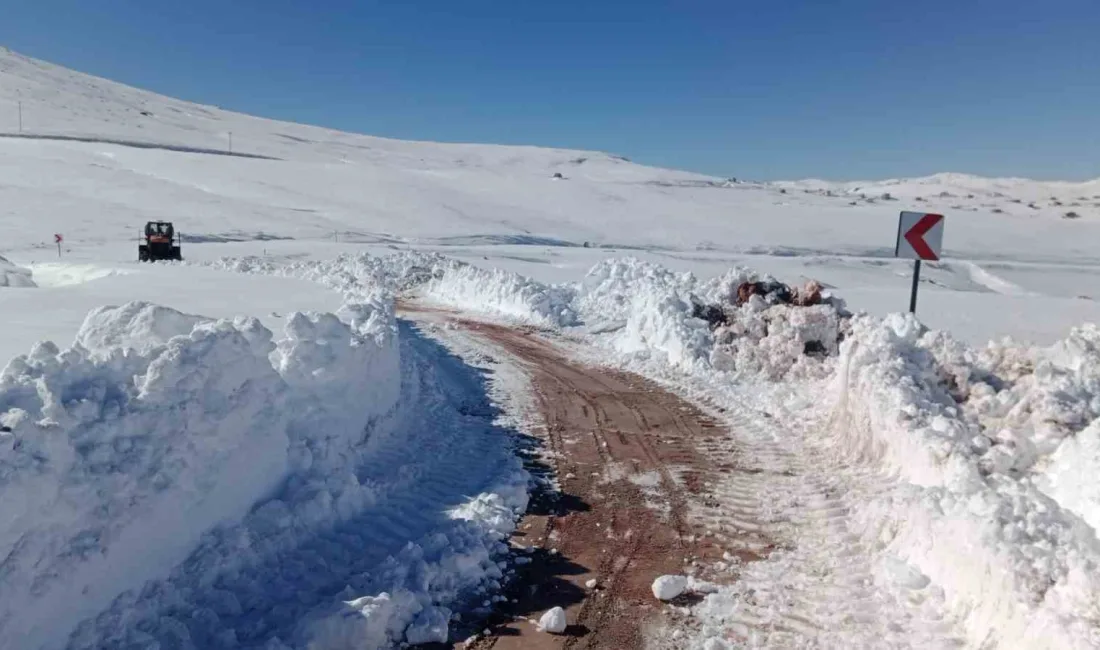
[895,212,945,261]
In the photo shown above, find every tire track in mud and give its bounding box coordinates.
[429,319,772,650]
[402,306,962,648]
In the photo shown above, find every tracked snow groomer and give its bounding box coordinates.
[138,221,182,262]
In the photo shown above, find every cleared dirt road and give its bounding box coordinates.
[436,319,767,649]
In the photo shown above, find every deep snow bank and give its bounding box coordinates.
[208,251,452,299]
[210,253,846,376]
[209,251,579,327]
[0,298,402,649]
[422,263,578,327]
[69,318,528,650]
[574,258,846,377]
[577,258,710,369]
[76,301,208,353]
[563,257,1100,648]
[832,314,1100,648]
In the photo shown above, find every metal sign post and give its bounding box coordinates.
[894,212,945,314]
[909,260,922,312]
[54,233,63,258]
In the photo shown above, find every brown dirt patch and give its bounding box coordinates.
[407,317,766,649]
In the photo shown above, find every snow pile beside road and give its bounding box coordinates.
[0,306,293,649]
[422,263,578,327]
[832,314,1100,648]
[211,250,582,331]
[208,251,452,299]
[1045,425,1100,533]
[573,258,845,376]
[212,250,580,326]
[575,258,695,324]
[0,298,403,649]
[575,258,711,369]
[274,301,399,424]
[694,266,760,305]
[974,325,1100,531]
[0,255,36,287]
[712,301,843,380]
[211,252,845,378]
[612,286,712,370]
[66,307,528,650]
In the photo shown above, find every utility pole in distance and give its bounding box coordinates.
[18,101,22,133]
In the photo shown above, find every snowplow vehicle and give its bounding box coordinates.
[138,221,182,262]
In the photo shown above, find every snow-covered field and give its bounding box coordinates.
[2,46,1100,648]
[4,46,1100,344]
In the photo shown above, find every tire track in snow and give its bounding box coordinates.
[668,402,964,649]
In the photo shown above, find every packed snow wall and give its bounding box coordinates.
[830,314,1100,649]
[0,298,401,649]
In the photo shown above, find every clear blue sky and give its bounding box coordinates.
[1,0,1097,180]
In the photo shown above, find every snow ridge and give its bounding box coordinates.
[829,315,1100,648]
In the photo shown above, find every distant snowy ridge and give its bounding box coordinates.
[5,47,1100,269]
[774,171,1100,207]
[0,47,686,173]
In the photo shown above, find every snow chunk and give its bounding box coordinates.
[537,606,568,633]
[405,606,451,645]
[652,575,689,600]
[450,479,529,539]
[0,256,35,287]
[1043,421,1100,531]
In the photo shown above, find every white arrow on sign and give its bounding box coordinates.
[895,212,945,261]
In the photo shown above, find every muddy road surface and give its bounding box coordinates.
[421,317,768,649]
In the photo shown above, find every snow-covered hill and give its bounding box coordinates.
[1,46,1099,264]
[774,171,1100,222]
[2,48,1100,650]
